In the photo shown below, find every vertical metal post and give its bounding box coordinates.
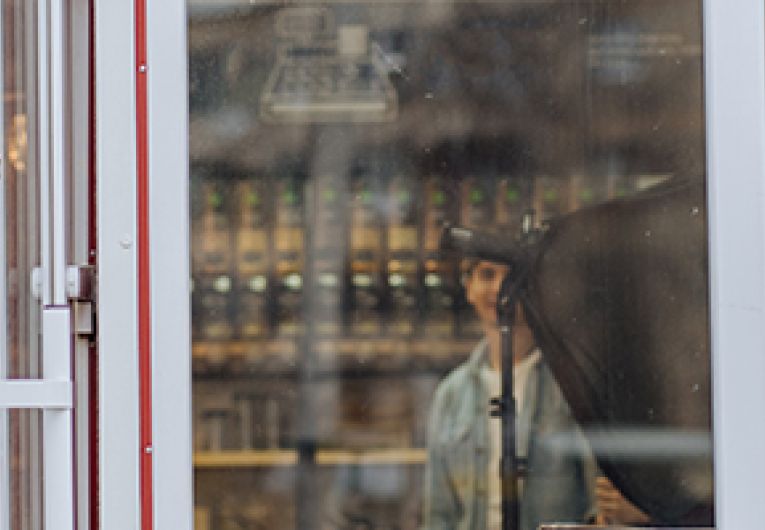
[25,0,41,379]
[50,0,66,307]
[42,1,75,529]
[496,278,519,530]
[296,163,317,530]
[38,1,51,308]
[69,0,92,527]
[95,0,141,525]
[35,5,53,529]
[146,1,194,527]
[42,308,74,530]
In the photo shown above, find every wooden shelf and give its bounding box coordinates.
[192,337,476,377]
[316,448,427,466]
[192,339,299,359]
[192,338,475,358]
[194,448,427,468]
[195,449,297,468]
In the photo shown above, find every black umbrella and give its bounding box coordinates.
[442,177,713,526]
[521,178,713,525]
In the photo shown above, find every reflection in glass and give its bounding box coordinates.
[4,3,43,530]
[189,1,708,529]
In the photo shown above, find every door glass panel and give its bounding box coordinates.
[188,2,710,529]
[7,410,42,530]
[3,1,43,529]
[4,0,41,379]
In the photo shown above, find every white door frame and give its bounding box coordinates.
[705,0,765,528]
[94,0,765,528]
[145,0,193,528]
[95,0,191,529]
[95,0,141,527]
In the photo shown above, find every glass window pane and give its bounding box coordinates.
[188,1,710,529]
[3,2,43,529]
[4,0,41,379]
[7,410,43,530]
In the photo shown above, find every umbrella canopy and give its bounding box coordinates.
[521,178,713,525]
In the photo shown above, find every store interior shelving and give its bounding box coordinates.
[188,1,704,529]
[194,448,428,468]
[192,338,476,376]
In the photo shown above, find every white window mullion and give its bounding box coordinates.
[35,0,77,529]
[38,1,51,309]
[95,0,142,526]
[50,0,66,307]
[44,1,75,529]
[25,0,40,378]
[147,1,193,528]
[69,0,93,525]
[41,309,74,530]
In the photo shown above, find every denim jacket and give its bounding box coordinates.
[423,340,596,530]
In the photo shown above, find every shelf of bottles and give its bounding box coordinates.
[191,163,657,347]
[189,161,664,530]
[191,167,644,368]
[190,161,659,447]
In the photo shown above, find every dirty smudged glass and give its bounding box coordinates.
[187,1,709,529]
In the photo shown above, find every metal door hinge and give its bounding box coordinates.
[66,265,95,301]
[66,265,96,337]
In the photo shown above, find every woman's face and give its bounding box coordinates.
[464,261,510,327]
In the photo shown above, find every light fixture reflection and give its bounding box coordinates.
[7,113,28,172]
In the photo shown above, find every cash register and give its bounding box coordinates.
[260,7,398,123]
